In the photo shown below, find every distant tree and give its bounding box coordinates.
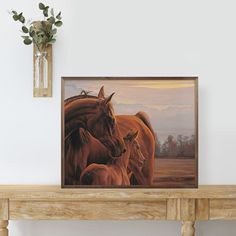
[167,135,177,156]
[160,135,177,157]
[154,132,161,157]
[177,135,184,156]
[156,134,195,158]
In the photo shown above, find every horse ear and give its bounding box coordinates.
[105,92,115,105]
[98,86,105,99]
[79,128,89,144]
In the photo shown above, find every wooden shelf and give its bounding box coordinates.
[1,185,236,236]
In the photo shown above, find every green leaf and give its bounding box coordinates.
[50,8,54,16]
[29,26,34,32]
[55,21,62,27]
[43,9,48,17]
[39,3,45,10]
[13,14,18,21]
[29,30,35,37]
[21,35,29,39]
[23,38,32,45]
[19,16,25,24]
[51,28,57,34]
[56,12,62,20]
[12,10,17,15]
[49,38,56,44]
[22,26,28,33]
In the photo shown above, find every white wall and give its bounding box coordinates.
[1,0,236,235]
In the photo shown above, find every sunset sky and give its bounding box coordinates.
[65,79,196,142]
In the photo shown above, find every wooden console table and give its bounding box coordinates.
[1,185,236,236]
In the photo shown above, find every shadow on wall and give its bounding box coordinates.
[9,220,236,236]
[196,221,236,236]
[10,221,180,236]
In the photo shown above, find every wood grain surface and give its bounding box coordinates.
[1,185,236,201]
[10,200,166,220]
[0,200,8,220]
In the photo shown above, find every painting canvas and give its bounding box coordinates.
[62,77,198,188]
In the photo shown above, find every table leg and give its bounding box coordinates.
[181,221,195,236]
[0,220,8,236]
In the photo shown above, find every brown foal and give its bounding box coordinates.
[80,131,145,186]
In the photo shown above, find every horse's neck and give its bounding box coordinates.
[65,99,98,134]
[65,99,98,120]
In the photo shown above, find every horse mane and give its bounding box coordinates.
[65,127,91,184]
[64,91,98,105]
[66,127,88,151]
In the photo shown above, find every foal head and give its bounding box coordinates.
[122,131,145,167]
[124,131,145,168]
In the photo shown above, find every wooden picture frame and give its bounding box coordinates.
[61,77,198,188]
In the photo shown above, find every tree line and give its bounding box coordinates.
[155,134,195,158]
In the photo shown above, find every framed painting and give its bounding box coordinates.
[61,77,198,188]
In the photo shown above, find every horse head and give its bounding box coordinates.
[86,86,126,157]
[65,86,126,157]
[124,131,145,168]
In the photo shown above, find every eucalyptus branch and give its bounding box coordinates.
[11,2,63,52]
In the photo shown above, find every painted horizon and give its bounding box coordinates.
[62,77,198,188]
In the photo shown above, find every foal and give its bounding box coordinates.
[65,127,110,185]
[80,131,145,186]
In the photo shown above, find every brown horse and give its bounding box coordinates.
[80,131,144,186]
[65,87,125,157]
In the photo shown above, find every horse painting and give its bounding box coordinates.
[62,77,198,188]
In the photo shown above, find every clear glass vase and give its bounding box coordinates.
[34,51,48,90]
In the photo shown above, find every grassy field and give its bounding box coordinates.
[153,158,196,188]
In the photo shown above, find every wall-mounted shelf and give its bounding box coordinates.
[1,185,236,236]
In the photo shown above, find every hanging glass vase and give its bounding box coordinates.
[34,50,48,94]
[33,44,52,97]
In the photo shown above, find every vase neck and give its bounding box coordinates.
[35,51,47,57]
